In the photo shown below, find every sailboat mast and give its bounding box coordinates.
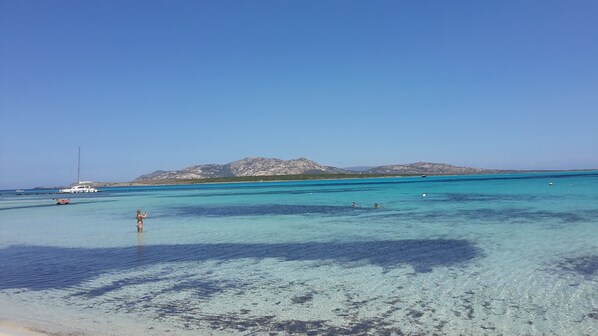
[77,147,81,184]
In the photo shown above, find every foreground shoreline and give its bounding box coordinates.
[0,322,47,336]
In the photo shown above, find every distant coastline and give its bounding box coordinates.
[50,169,597,189]
[21,156,596,190]
[118,157,598,188]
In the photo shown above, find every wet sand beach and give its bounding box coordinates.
[0,323,47,336]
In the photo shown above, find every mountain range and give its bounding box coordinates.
[134,157,499,182]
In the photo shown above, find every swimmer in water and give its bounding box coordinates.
[136,209,148,233]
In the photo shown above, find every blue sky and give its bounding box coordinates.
[1,1,597,189]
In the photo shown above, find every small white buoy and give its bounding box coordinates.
[422,193,426,197]
[548,182,553,186]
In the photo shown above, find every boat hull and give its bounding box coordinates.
[58,185,98,193]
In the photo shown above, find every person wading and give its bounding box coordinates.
[136,209,148,233]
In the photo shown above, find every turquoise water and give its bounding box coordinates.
[1,172,597,335]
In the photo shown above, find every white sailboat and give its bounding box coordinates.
[59,148,98,193]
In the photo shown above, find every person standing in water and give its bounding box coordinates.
[136,209,148,233]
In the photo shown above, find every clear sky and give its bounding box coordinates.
[1,1,597,189]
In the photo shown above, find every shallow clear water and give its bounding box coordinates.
[1,173,597,335]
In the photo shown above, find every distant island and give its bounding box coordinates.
[52,157,595,189]
[95,157,508,186]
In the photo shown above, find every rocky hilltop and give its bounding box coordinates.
[135,157,346,182]
[365,162,498,175]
